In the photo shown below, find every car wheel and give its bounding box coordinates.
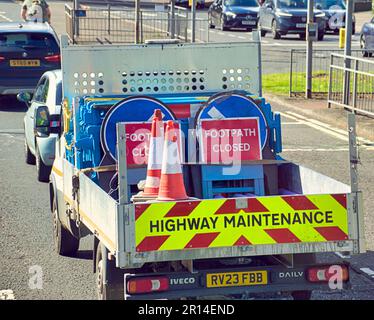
[360,35,369,57]
[317,31,324,41]
[36,144,52,182]
[24,137,36,165]
[208,14,215,29]
[260,25,266,37]
[352,23,355,35]
[299,33,306,40]
[271,20,280,39]
[52,199,79,256]
[96,243,124,300]
[221,16,228,31]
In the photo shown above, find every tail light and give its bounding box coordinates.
[0,56,5,63]
[44,54,60,63]
[307,265,349,283]
[127,276,169,294]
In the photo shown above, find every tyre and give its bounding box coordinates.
[317,31,324,41]
[208,14,215,29]
[271,20,280,39]
[352,23,355,35]
[221,17,228,31]
[260,26,266,37]
[24,137,36,165]
[52,200,79,256]
[299,33,306,40]
[96,243,124,300]
[360,35,369,57]
[291,290,312,300]
[36,144,52,182]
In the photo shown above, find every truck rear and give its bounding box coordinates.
[47,34,365,300]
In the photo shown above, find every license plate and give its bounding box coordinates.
[10,60,40,67]
[242,20,256,25]
[206,270,267,288]
[296,23,306,28]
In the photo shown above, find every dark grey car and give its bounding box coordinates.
[258,0,326,40]
[360,16,374,57]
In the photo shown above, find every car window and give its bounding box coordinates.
[277,0,307,9]
[225,0,259,6]
[315,0,345,9]
[56,82,62,105]
[0,32,59,52]
[33,77,49,103]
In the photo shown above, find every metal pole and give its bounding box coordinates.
[306,0,314,99]
[170,0,176,39]
[343,0,354,105]
[191,0,196,42]
[348,112,359,193]
[74,0,80,37]
[135,0,140,44]
[108,4,111,35]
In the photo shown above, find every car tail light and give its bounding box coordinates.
[127,276,169,294]
[50,120,60,128]
[307,265,349,283]
[0,56,5,63]
[45,54,60,63]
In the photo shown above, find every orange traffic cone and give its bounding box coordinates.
[157,121,188,201]
[142,109,164,197]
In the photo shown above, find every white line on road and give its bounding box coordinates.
[0,14,13,22]
[286,111,374,145]
[283,148,349,152]
[228,34,236,38]
[360,268,374,278]
[218,32,225,36]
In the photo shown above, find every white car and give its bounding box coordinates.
[18,70,62,182]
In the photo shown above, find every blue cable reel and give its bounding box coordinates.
[100,96,176,162]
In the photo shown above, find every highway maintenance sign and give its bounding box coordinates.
[198,118,262,164]
[134,194,349,252]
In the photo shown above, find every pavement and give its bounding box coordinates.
[0,0,374,300]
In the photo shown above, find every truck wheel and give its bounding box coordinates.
[24,137,36,165]
[96,243,124,300]
[291,290,312,300]
[52,200,79,256]
[36,144,52,182]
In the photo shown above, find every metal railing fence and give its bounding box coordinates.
[65,4,210,44]
[328,53,374,117]
[290,48,374,97]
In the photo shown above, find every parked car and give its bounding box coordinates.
[315,0,356,34]
[0,22,60,98]
[258,0,326,40]
[208,0,260,31]
[175,0,205,9]
[18,70,62,182]
[360,16,374,57]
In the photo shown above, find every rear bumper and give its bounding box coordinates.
[0,78,38,95]
[123,263,350,300]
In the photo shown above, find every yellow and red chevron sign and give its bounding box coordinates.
[134,194,349,252]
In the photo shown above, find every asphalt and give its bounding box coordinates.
[0,1,374,300]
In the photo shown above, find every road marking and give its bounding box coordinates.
[283,147,349,152]
[228,34,236,38]
[218,32,225,36]
[282,121,304,125]
[0,290,15,300]
[237,36,246,40]
[0,129,24,134]
[335,252,351,259]
[0,13,13,22]
[286,111,374,145]
[360,268,374,278]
